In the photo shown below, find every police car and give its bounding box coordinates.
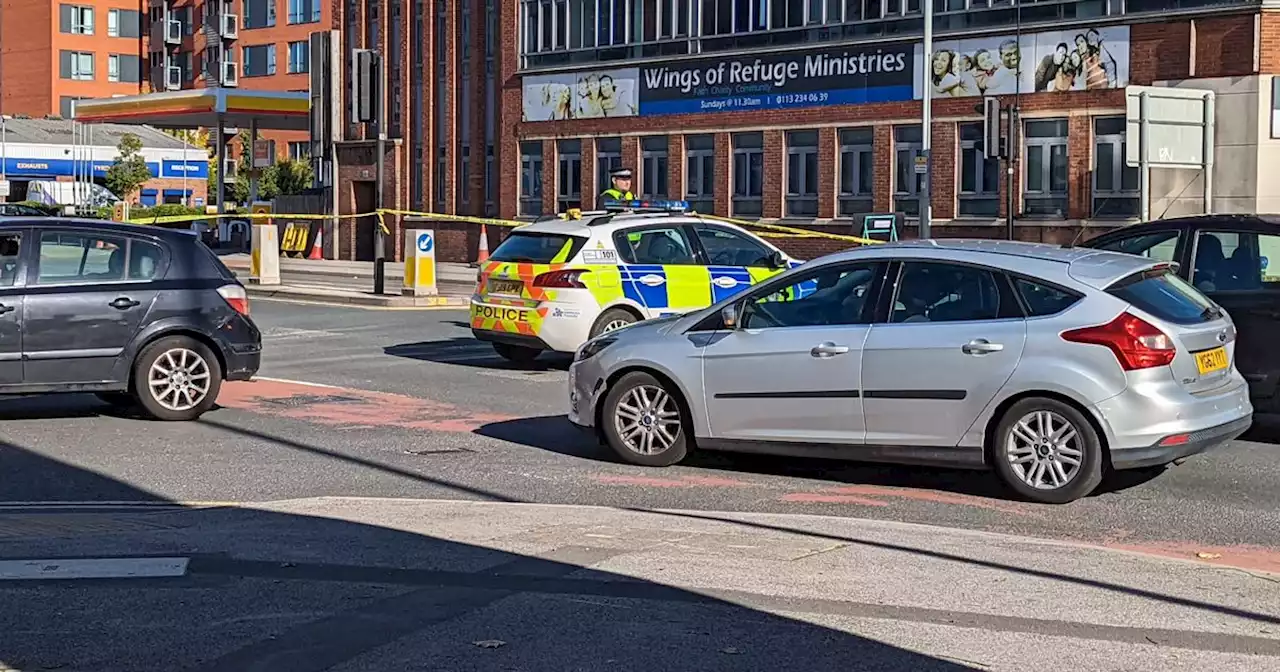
[470,200,801,362]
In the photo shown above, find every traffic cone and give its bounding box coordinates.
[476,223,490,264]
[307,226,324,260]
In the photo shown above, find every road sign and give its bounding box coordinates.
[417,231,434,253]
[1125,85,1214,169]
[405,228,438,297]
[913,155,927,175]
[252,140,273,168]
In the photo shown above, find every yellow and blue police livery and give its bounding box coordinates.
[469,200,804,363]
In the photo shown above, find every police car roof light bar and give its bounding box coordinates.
[601,199,690,214]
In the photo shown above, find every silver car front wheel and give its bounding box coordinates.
[601,371,689,467]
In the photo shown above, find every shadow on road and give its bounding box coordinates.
[385,338,572,372]
[0,439,984,671]
[476,414,1168,502]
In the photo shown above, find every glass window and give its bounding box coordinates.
[556,139,582,210]
[596,137,622,194]
[242,44,276,77]
[37,232,129,284]
[1108,268,1217,325]
[1014,278,1081,317]
[1023,119,1069,218]
[129,240,164,281]
[288,0,322,23]
[71,6,94,34]
[519,141,544,217]
[287,41,309,73]
[0,234,21,288]
[838,128,873,217]
[490,232,586,263]
[614,226,697,265]
[107,8,119,36]
[288,141,309,161]
[1192,230,1280,293]
[695,225,774,267]
[785,130,818,218]
[244,0,276,28]
[108,55,120,82]
[958,122,999,218]
[685,134,714,215]
[731,132,763,218]
[893,125,923,216]
[1093,230,1180,263]
[1092,116,1140,219]
[641,136,668,199]
[742,262,884,329]
[891,262,1002,323]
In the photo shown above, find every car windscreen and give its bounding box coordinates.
[1108,267,1220,325]
[490,232,586,264]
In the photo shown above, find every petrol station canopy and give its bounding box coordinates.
[72,88,310,131]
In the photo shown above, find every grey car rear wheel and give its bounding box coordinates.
[993,397,1104,504]
[133,336,223,422]
[601,371,689,467]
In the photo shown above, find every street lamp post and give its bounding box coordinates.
[1,114,8,203]
[918,0,933,239]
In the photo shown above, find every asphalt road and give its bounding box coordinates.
[1,297,1278,568]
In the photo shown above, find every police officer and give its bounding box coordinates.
[600,167,635,202]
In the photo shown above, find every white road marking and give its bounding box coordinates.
[0,557,189,581]
[251,376,341,389]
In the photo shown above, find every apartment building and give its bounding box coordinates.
[0,0,149,117]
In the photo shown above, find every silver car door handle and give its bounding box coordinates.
[811,342,850,358]
[962,339,1004,354]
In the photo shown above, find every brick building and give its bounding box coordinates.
[491,0,1280,258]
[0,0,149,117]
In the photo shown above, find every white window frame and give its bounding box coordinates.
[838,128,874,217]
[1092,116,1140,219]
[958,122,1000,218]
[72,6,94,34]
[785,130,819,218]
[1023,118,1069,218]
[108,54,120,82]
[107,8,119,36]
[731,133,764,218]
[893,126,923,216]
[641,136,668,200]
[71,52,95,80]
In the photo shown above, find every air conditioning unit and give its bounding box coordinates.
[165,65,182,90]
[165,18,182,44]
[220,60,238,87]
[220,12,238,39]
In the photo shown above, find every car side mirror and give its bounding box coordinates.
[769,250,787,269]
[721,303,744,330]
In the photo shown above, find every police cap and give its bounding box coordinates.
[609,167,633,179]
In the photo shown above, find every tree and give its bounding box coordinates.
[104,133,153,201]
[273,159,314,196]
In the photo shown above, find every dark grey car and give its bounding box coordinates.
[0,217,261,420]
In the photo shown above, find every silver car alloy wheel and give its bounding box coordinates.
[1005,410,1084,490]
[613,384,681,455]
[149,348,212,412]
[600,318,632,334]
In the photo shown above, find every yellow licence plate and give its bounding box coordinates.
[489,279,524,295]
[1194,346,1229,375]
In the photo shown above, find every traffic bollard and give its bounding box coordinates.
[403,228,439,297]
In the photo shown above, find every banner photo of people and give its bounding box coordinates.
[913,26,1129,99]
[522,68,641,121]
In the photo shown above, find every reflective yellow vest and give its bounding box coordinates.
[601,188,634,201]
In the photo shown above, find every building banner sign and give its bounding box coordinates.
[522,44,914,120]
[915,25,1130,99]
[521,25,1129,120]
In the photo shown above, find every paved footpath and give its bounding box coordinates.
[0,497,1276,671]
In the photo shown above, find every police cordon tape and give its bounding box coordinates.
[125,208,884,246]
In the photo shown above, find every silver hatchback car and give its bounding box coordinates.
[567,240,1253,504]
